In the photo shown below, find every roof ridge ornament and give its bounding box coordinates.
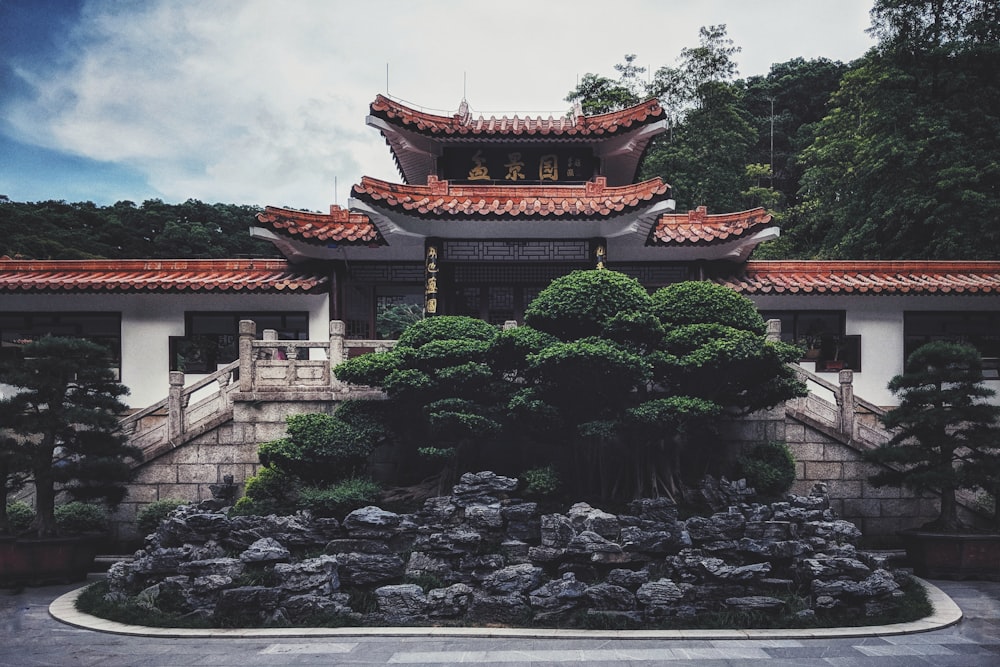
[456,99,471,125]
[572,101,584,125]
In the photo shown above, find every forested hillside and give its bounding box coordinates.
[0,198,276,260]
[567,0,1000,260]
[3,1,997,262]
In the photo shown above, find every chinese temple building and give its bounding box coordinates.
[3,95,1000,410]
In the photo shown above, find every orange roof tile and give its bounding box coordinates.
[256,205,382,245]
[352,175,670,219]
[370,95,665,138]
[0,259,328,293]
[713,261,1000,295]
[653,206,775,245]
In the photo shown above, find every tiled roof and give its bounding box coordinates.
[256,205,382,245]
[352,175,670,219]
[370,95,665,138]
[653,206,775,245]
[0,259,328,293]
[713,261,1000,295]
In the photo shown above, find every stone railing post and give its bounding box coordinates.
[168,371,184,443]
[838,369,856,439]
[239,320,256,392]
[765,318,781,343]
[329,320,346,388]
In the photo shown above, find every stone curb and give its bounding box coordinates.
[49,577,961,640]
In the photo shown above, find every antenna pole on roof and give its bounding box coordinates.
[463,71,467,101]
[334,176,338,207]
[386,63,390,96]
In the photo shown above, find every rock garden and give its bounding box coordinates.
[96,471,918,629]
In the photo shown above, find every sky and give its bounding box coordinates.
[0,0,877,211]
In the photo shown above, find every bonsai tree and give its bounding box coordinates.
[866,341,1000,532]
[0,336,142,537]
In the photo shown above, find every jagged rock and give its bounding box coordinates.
[738,537,811,559]
[636,578,685,608]
[130,546,193,575]
[725,595,785,612]
[606,568,649,590]
[699,558,772,582]
[529,573,588,621]
[468,592,529,625]
[324,538,392,555]
[628,497,679,524]
[427,583,474,618]
[215,586,283,619]
[337,552,405,586]
[457,553,506,583]
[812,569,899,598]
[620,526,681,555]
[177,557,244,579]
[405,551,454,581]
[412,529,482,555]
[502,502,540,541]
[375,584,427,622]
[685,511,746,542]
[274,556,339,594]
[527,545,566,562]
[796,557,871,580]
[801,519,863,543]
[452,472,518,506]
[343,506,402,538]
[240,538,290,564]
[584,582,636,611]
[282,593,353,623]
[465,503,504,530]
[481,563,544,595]
[417,496,460,525]
[744,521,798,540]
[567,530,623,555]
[501,539,530,564]
[540,513,576,548]
[224,514,341,551]
[567,503,620,539]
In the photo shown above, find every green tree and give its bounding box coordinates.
[565,54,646,115]
[786,0,1000,259]
[0,337,142,537]
[866,341,1000,531]
[334,316,509,487]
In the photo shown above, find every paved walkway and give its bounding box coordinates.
[1,578,999,666]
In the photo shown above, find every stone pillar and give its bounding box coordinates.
[329,320,346,389]
[425,239,440,316]
[839,369,855,439]
[168,371,184,443]
[239,320,256,392]
[766,319,781,343]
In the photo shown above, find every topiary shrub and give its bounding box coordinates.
[521,465,560,497]
[233,466,299,516]
[258,413,372,484]
[297,478,381,517]
[524,270,653,341]
[652,281,766,334]
[54,501,109,534]
[136,499,189,536]
[6,500,34,534]
[737,441,797,498]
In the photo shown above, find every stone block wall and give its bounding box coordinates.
[110,396,341,544]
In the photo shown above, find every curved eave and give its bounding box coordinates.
[0,259,328,294]
[255,206,385,247]
[713,261,1000,295]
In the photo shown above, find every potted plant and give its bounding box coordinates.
[0,336,142,585]
[865,341,1000,579]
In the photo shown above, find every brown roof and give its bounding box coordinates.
[370,95,665,138]
[256,205,382,245]
[653,206,775,245]
[0,259,329,293]
[352,175,670,219]
[714,261,1000,295]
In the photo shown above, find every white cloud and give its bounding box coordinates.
[5,0,876,209]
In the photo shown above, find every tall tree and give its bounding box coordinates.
[784,0,1000,259]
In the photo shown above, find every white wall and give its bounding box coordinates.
[0,292,329,408]
[751,294,1000,406]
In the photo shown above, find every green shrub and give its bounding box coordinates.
[6,500,34,533]
[54,501,108,534]
[524,270,653,341]
[521,465,560,497]
[297,478,381,517]
[258,413,373,484]
[396,315,498,349]
[240,466,298,515]
[738,441,797,498]
[136,499,189,536]
[651,281,766,334]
